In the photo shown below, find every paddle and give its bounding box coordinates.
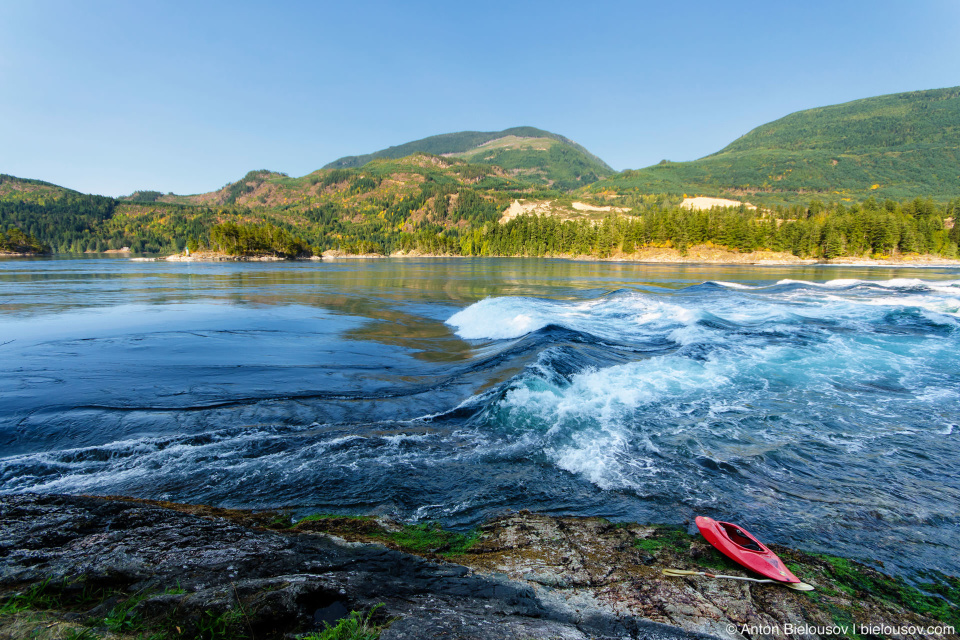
[662,568,815,591]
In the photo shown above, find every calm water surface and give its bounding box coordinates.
[1,257,958,578]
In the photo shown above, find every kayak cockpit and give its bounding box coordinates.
[720,522,763,552]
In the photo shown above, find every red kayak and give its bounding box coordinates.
[695,516,801,584]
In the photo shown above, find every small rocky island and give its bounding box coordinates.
[0,227,49,256]
[0,495,956,639]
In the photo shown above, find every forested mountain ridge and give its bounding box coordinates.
[3,166,958,262]
[590,86,960,204]
[149,154,533,214]
[0,155,544,254]
[324,127,614,190]
[0,173,77,199]
[3,89,960,261]
[717,87,960,155]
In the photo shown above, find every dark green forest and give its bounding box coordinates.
[594,87,960,203]
[208,222,313,258]
[0,195,205,254]
[325,127,555,167]
[0,194,116,253]
[395,197,960,259]
[324,126,613,187]
[0,227,48,253]
[2,179,957,260]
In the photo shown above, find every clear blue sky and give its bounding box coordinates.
[2,0,959,196]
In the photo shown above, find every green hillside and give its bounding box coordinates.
[4,87,960,260]
[590,86,960,204]
[0,173,78,199]
[2,164,958,261]
[324,127,613,190]
[0,155,543,254]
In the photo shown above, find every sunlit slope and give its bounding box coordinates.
[0,154,532,253]
[153,154,525,211]
[0,174,79,200]
[119,154,526,250]
[325,127,613,190]
[591,86,960,203]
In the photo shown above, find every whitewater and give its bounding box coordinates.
[0,258,957,579]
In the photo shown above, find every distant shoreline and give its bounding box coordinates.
[6,248,960,267]
[127,250,320,262]
[388,246,960,267]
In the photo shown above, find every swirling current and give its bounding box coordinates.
[1,257,958,579]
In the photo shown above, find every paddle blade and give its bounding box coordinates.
[784,581,815,591]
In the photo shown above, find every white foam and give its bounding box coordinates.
[930,283,960,295]
[446,294,697,341]
[473,300,960,491]
[495,355,734,490]
[447,276,960,345]
[860,295,960,317]
[712,281,755,289]
[446,297,558,340]
[776,278,861,288]
[0,425,466,497]
[775,277,960,290]
[667,323,714,346]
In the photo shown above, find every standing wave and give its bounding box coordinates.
[444,280,960,574]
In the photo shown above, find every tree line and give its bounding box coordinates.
[0,194,116,252]
[0,227,48,253]
[2,180,958,261]
[393,197,960,259]
[208,222,313,258]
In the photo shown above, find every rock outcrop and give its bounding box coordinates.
[0,495,709,640]
[0,495,956,640]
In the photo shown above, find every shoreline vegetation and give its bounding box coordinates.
[0,227,48,255]
[2,494,957,640]
[10,203,960,266]
[4,194,959,266]
[387,245,960,266]
[123,246,960,266]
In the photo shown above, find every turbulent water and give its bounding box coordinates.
[1,257,958,578]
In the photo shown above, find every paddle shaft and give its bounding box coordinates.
[662,568,814,590]
[663,568,776,583]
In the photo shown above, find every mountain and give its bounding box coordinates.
[590,86,960,204]
[0,173,77,200]
[324,127,614,190]
[4,87,960,258]
[0,154,539,253]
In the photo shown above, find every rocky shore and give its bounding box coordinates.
[161,251,320,262]
[117,246,960,265]
[385,247,960,266]
[1,495,956,640]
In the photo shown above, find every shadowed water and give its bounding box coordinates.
[1,256,958,578]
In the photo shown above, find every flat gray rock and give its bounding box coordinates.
[0,494,713,640]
